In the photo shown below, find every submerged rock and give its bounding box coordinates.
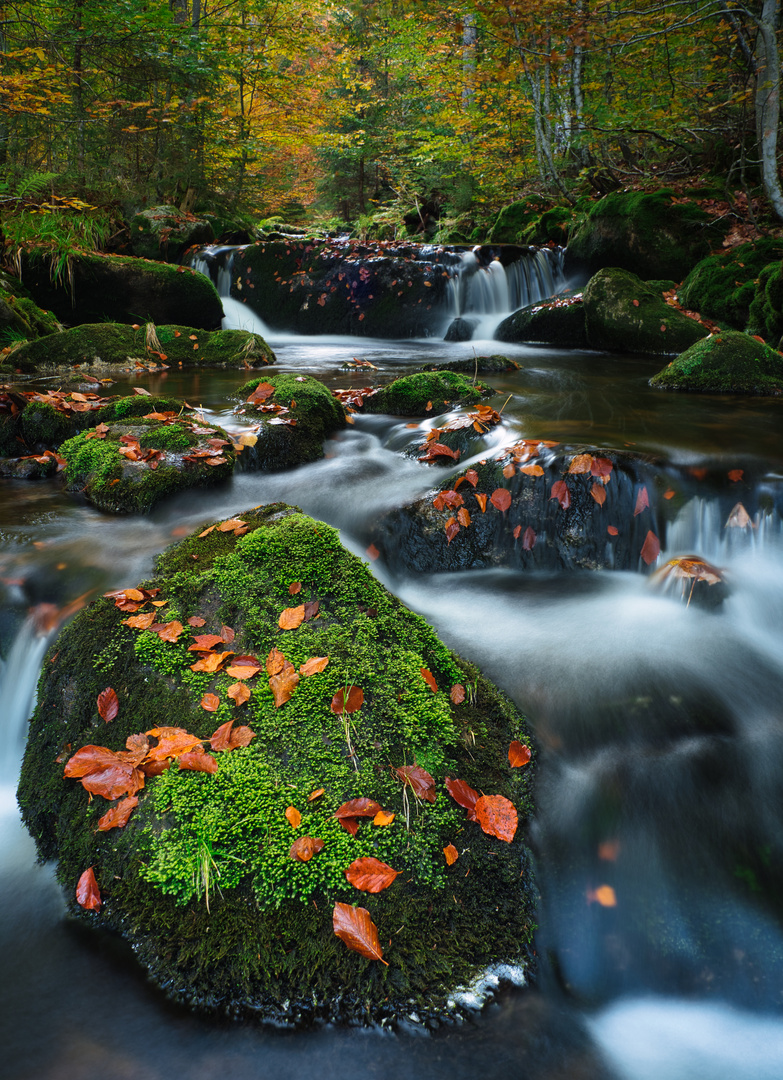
[17,506,535,1021]
[649,331,783,394]
[495,297,588,348]
[584,268,707,356]
[444,316,480,342]
[426,354,520,375]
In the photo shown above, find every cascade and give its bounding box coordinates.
[0,614,51,785]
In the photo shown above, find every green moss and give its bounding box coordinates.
[61,431,122,487]
[650,331,783,394]
[679,241,783,330]
[748,261,783,344]
[234,373,345,469]
[137,421,197,452]
[18,506,535,1018]
[363,370,489,416]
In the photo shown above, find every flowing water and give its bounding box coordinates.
[2,271,783,1078]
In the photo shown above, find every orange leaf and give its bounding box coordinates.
[285,805,302,829]
[457,507,471,527]
[607,525,619,536]
[178,747,218,774]
[490,487,511,512]
[568,453,592,474]
[334,798,382,834]
[464,469,479,487]
[97,687,119,723]
[144,727,204,761]
[663,489,676,500]
[300,656,329,676]
[366,543,380,561]
[503,462,516,479]
[508,741,531,767]
[519,464,545,477]
[123,611,156,630]
[76,866,101,910]
[474,492,488,512]
[188,616,207,627]
[290,836,325,862]
[331,685,364,714]
[225,655,262,679]
[201,693,220,712]
[157,620,184,643]
[513,525,521,539]
[444,843,459,866]
[394,764,436,802]
[445,776,480,820]
[591,457,613,480]
[308,788,325,801]
[590,483,606,506]
[227,682,251,707]
[475,794,518,842]
[345,856,399,893]
[220,625,235,644]
[728,469,744,482]
[634,487,649,515]
[266,647,286,676]
[588,884,617,907]
[450,684,465,704]
[190,651,231,673]
[187,634,225,652]
[270,661,300,707]
[279,604,305,630]
[64,745,145,800]
[421,667,438,693]
[373,810,395,826]
[640,530,660,565]
[333,902,387,964]
[96,795,138,831]
[288,581,302,594]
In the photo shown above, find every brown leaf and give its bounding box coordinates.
[303,600,320,621]
[366,543,380,561]
[334,797,382,824]
[64,745,145,801]
[279,604,305,630]
[300,656,329,676]
[285,805,302,829]
[445,518,460,544]
[189,651,232,673]
[475,794,518,842]
[144,727,204,761]
[217,518,246,533]
[96,795,138,831]
[187,634,225,652]
[270,660,300,707]
[421,668,438,693]
[568,453,593,474]
[97,687,119,723]
[608,525,619,536]
[591,457,613,480]
[331,685,364,714]
[123,611,156,630]
[345,856,399,893]
[457,507,471,527]
[522,526,536,550]
[418,441,461,462]
[445,776,480,821]
[178,747,218,774]
[508,741,532,767]
[464,468,479,487]
[333,902,387,964]
[550,480,570,509]
[640,530,660,565]
[220,625,235,644]
[76,867,101,910]
[519,464,545,477]
[450,683,465,704]
[201,693,220,712]
[474,492,488,512]
[490,487,511,512]
[590,483,606,506]
[308,788,325,802]
[634,487,649,515]
[266,647,286,676]
[225,655,262,679]
[188,616,207,627]
[373,810,395,826]
[503,462,516,479]
[157,620,184,643]
[725,502,753,529]
[728,468,744,483]
[140,759,169,777]
[444,843,459,866]
[246,381,275,405]
[288,581,302,595]
[290,836,325,862]
[227,682,251,707]
[395,764,436,803]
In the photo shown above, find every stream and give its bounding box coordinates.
[2,275,783,1078]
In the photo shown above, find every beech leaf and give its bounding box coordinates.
[444,843,459,866]
[373,810,395,826]
[225,655,262,679]
[640,530,660,565]
[445,776,480,821]
[568,453,592,474]
[395,764,436,802]
[331,685,364,714]
[450,684,466,704]
[520,464,544,477]
[421,667,438,693]
[634,487,649,516]
[308,788,325,802]
[490,487,511,512]
[157,620,184,643]
[474,492,488,512]
[290,836,325,862]
[227,682,251,707]
[76,866,101,910]
[285,805,302,829]
[178,747,218,774]
[522,526,536,550]
[269,660,300,707]
[508,741,532,767]
[345,857,399,894]
[279,604,305,630]
[97,687,119,723]
[201,692,220,712]
[96,795,138,831]
[475,794,518,842]
[300,656,329,676]
[333,902,387,964]
[550,480,570,509]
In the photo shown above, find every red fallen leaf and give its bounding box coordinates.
[395,764,436,802]
[457,507,472,528]
[285,805,302,829]
[96,795,138,831]
[188,615,207,627]
[421,668,438,693]
[124,611,156,630]
[728,469,744,482]
[345,857,400,893]
[123,733,149,765]
[663,489,676,500]
[187,634,225,652]
[640,530,661,565]
[373,809,395,826]
[508,741,532,767]
[290,836,325,862]
[591,457,613,480]
[76,867,102,910]
[64,745,145,800]
[550,480,570,509]
[490,487,511,512]
[334,798,382,831]
[201,692,220,712]
[474,492,488,512]
[634,487,649,515]
[660,324,667,332]
[608,525,619,535]
[366,543,380,561]
[444,843,459,866]
[520,463,545,477]
[450,684,466,704]
[331,685,364,714]
[522,526,537,550]
[156,620,183,643]
[689,467,708,481]
[300,656,329,676]
[445,517,460,544]
[265,647,286,676]
[289,581,302,595]
[632,298,640,307]
[475,793,518,842]
[279,604,305,630]
[333,902,387,964]
[270,661,300,707]
[144,727,205,761]
[464,468,479,487]
[246,381,275,405]
[568,453,592,474]
[97,687,119,723]
[225,655,262,679]
[590,483,606,506]
[419,442,461,462]
[445,776,480,820]
[513,524,522,539]
[178,747,218,774]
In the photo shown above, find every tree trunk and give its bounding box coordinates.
[754,0,783,220]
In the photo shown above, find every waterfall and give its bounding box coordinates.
[0,615,51,787]
[194,246,273,337]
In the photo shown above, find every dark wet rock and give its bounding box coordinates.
[361,370,490,416]
[584,268,707,355]
[6,322,274,376]
[0,452,60,479]
[650,331,783,394]
[17,505,535,1021]
[444,316,481,342]
[495,298,587,348]
[129,206,215,263]
[59,409,235,513]
[566,189,731,283]
[233,372,346,469]
[679,241,783,332]
[18,252,223,329]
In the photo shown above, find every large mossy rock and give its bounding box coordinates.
[566,189,730,282]
[17,506,535,1021]
[495,298,588,348]
[583,268,708,355]
[487,197,574,245]
[649,331,783,394]
[748,261,783,345]
[0,268,61,345]
[19,253,224,329]
[678,240,783,331]
[129,206,215,263]
[6,322,274,375]
[234,373,346,469]
[361,370,489,416]
[60,410,235,513]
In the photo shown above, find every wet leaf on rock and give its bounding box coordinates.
[345,857,399,893]
[445,776,480,820]
[450,684,465,704]
[640,530,660,565]
[96,795,138,831]
[508,741,531,767]
[421,668,438,693]
[394,764,436,802]
[444,843,459,866]
[331,685,364,714]
[475,794,518,842]
[285,805,302,829]
[178,747,218,774]
[76,867,101,910]
[97,687,119,723]
[201,692,220,712]
[270,661,300,707]
[490,487,511,512]
[290,836,325,862]
[332,902,387,964]
[279,605,305,630]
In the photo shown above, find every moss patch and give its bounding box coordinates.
[748,261,783,345]
[18,506,535,1020]
[649,331,783,394]
[362,370,490,416]
[679,241,783,331]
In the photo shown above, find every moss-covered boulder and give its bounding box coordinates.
[19,252,224,329]
[233,373,346,470]
[130,206,215,263]
[678,241,783,331]
[7,322,274,375]
[0,268,61,346]
[487,196,574,245]
[426,354,520,375]
[495,298,588,348]
[361,370,490,416]
[60,410,235,513]
[748,261,783,345]
[583,268,708,355]
[17,506,535,1021]
[566,189,731,282]
[649,331,783,394]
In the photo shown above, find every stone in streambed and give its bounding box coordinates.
[360,370,490,416]
[17,505,535,1022]
[129,205,215,263]
[495,297,588,348]
[650,331,783,394]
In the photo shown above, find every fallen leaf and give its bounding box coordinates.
[187,634,225,652]
[728,469,744,482]
[201,693,220,712]
[568,453,592,474]
[304,600,320,621]
[450,684,465,704]
[591,457,613,481]
[225,655,262,679]
[475,794,518,842]
[144,727,205,761]
[550,480,570,509]
[300,656,329,676]
[366,543,380,561]
[457,507,471,527]
[333,902,387,964]
[157,620,184,643]
[373,810,395,826]
[97,687,119,723]
[588,884,617,907]
[464,469,479,487]
[608,525,619,536]
[634,487,649,515]
[490,487,511,512]
[444,843,459,866]
[290,836,325,862]
[640,530,660,565]
[395,764,436,802]
[270,661,300,707]
[331,685,364,714]
[308,788,325,801]
[96,795,138,831]
[421,668,438,693]
[345,856,399,893]
[474,492,488,512]
[445,776,480,820]
[123,612,156,630]
[285,805,302,829]
[220,625,235,644]
[76,866,101,910]
[503,462,516,479]
[64,745,145,800]
[227,683,251,707]
[513,525,521,539]
[590,483,606,506]
[289,581,302,595]
[663,489,676,500]
[508,741,531,767]
[522,526,536,550]
[178,747,218,774]
[279,604,305,630]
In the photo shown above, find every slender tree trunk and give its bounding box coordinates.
[72,0,86,188]
[462,12,477,109]
[754,0,783,220]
